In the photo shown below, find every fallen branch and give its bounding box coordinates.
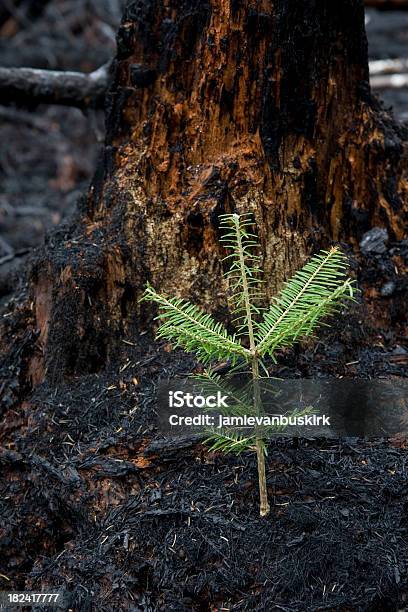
[0,63,110,109]
[371,73,408,88]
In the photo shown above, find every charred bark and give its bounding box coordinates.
[3,0,407,385]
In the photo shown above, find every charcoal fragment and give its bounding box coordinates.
[380,281,396,297]
[360,227,388,255]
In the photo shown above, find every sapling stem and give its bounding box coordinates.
[252,357,270,517]
[233,215,270,517]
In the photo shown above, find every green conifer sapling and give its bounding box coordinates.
[141,213,355,517]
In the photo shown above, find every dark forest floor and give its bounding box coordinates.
[0,3,407,612]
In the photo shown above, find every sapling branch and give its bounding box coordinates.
[141,213,356,517]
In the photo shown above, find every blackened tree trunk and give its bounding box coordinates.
[13,0,408,384]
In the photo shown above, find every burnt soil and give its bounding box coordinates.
[0,3,408,612]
